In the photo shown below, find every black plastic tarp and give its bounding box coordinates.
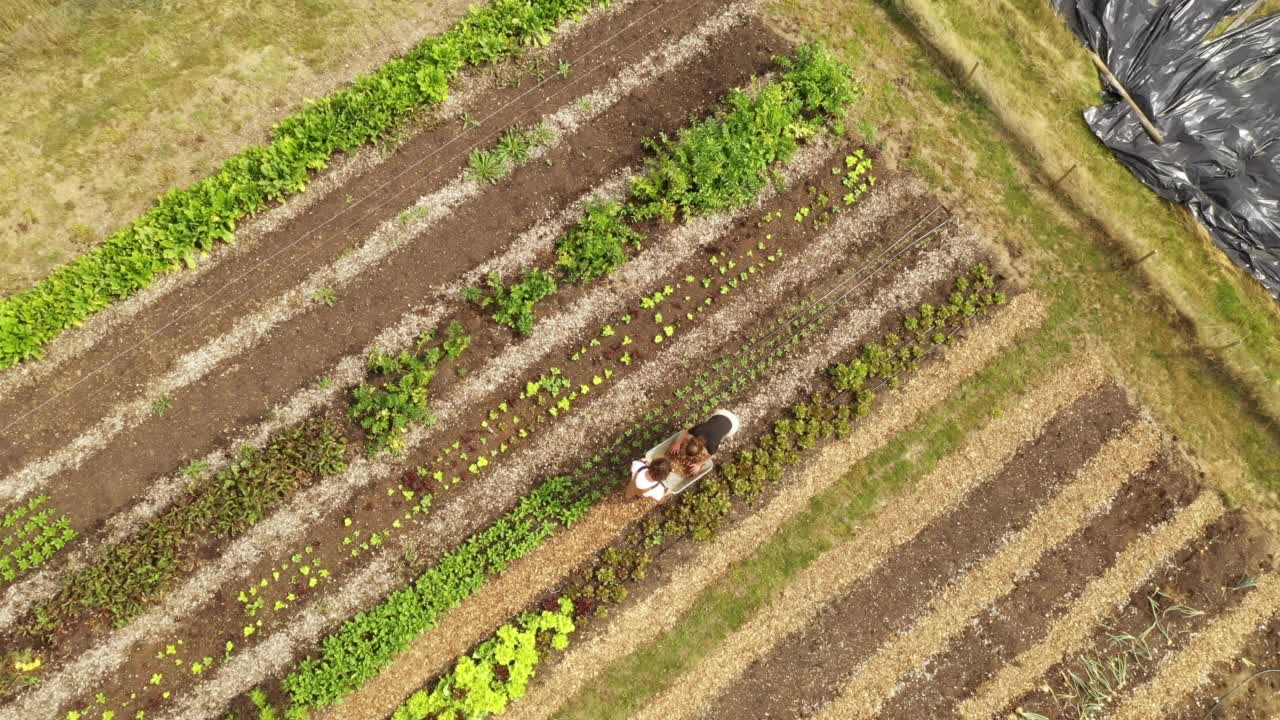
[1051,0,1280,300]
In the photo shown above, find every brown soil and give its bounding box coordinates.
[0,3,780,540]
[697,382,1139,720]
[37,152,940,716]
[1169,613,1280,720]
[1009,509,1275,720]
[879,448,1202,718]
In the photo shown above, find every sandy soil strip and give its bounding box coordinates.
[956,490,1226,719]
[149,150,923,720]
[0,0,638,406]
[630,355,1112,720]
[1107,571,1280,720]
[0,174,628,631]
[11,136,835,720]
[502,292,1051,720]
[810,422,1163,720]
[0,0,758,507]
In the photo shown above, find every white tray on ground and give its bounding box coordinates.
[645,431,714,496]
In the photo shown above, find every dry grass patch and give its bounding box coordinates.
[0,0,479,294]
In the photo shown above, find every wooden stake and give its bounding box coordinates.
[1129,249,1157,268]
[964,60,980,83]
[1089,51,1165,145]
[1051,164,1078,189]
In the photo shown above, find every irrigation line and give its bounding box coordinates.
[741,205,949,355]
[2,0,715,435]
[1201,668,1280,718]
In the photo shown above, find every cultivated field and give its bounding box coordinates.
[1,1,1278,720]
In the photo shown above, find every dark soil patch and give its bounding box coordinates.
[3,3,780,543]
[697,382,1139,720]
[1010,509,1275,720]
[880,448,1201,718]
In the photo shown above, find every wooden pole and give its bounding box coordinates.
[1088,51,1165,145]
[1051,164,1077,189]
[1129,249,1157,268]
[964,60,980,83]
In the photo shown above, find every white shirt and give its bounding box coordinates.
[630,460,667,501]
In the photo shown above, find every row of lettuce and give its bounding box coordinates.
[0,0,609,369]
[465,44,862,336]
[376,266,1007,720]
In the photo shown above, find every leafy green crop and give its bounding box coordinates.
[391,598,576,720]
[33,421,347,630]
[0,0,606,369]
[0,497,75,585]
[351,321,469,455]
[464,270,558,336]
[627,43,859,223]
[556,199,645,282]
[830,265,1003,394]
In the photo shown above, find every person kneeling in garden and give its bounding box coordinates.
[626,457,673,502]
[670,409,741,477]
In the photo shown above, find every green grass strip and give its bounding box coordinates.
[0,0,606,369]
[550,319,1063,720]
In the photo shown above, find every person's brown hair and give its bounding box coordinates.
[647,457,672,482]
[681,435,707,461]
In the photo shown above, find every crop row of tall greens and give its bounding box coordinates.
[467,43,862,336]
[360,267,1008,720]
[25,421,349,634]
[0,0,608,369]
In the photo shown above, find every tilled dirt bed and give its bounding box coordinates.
[664,385,1277,720]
